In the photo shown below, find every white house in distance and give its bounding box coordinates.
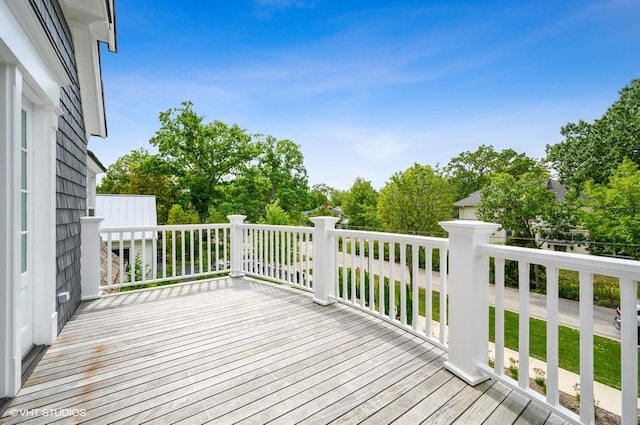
[453,190,507,243]
[95,194,158,275]
[454,179,588,253]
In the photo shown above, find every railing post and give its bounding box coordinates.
[227,215,247,278]
[439,220,500,385]
[81,216,105,300]
[310,216,339,306]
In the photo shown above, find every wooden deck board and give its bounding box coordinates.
[20,309,371,419]
[514,400,552,425]
[274,351,446,425]
[81,318,397,423]
[0,277,563,425]
[391,379,492,425]
[167,334,424,423]
[27,301,341,384]
[234,342,441,424]
[451,380,511,424]
[327,367,451,425]
[482,389,531,425]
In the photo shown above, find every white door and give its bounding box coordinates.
[18,98,34,357]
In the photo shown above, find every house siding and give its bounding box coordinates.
[28,0,77,82]
[55,85,87,331]
[31,0,88,332]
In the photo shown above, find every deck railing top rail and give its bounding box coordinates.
[99,223,230,233]
[478,242,640,279]
[236,222,313,232]
[329,228,450,249]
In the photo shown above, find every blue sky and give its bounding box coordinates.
[91,0,640,190]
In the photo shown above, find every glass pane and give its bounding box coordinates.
[21,193,27,231]
[21,151,27,190]
[21,109,26,149]
[21,234,27,273]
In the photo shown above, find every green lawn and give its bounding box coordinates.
[487,308,639,392]
[390,283,639,392]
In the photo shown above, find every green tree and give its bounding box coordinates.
[206,206,228,224]
[97,149,177,224]
[342,178,379,229]
[309,183,336,209]
[260,200,293,225]
[476,168,556,249]
[330,188,346,207]
[378,164,453,235]
[377,164,452,313]
[476,168,576,291]
[222,167,271,222]
[167,204,200,225]
[256,135,313,214]
[219,135,313,222]
[150,101,259,218]
[445,144,539,201]
[581,158,640,258]
[546,79,640,191]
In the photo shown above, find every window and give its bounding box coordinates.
[20,109,28,273]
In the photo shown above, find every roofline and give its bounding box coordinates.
[105,0,117,53]
[87,150,107,172]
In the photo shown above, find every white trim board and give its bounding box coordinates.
[0,6,61,396]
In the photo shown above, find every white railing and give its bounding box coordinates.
[328,228,449,349]
[476,243,640,425]
[97,223,231,290]
[81,216,639,424]
[237,222,314,291]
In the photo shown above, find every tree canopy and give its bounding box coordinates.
[100,102,320,224]
[476,168,555,248]
[546,79,640,191]
[342,178,379,229]
[580,158,640,258]
[378,164,453,235]
[97,148,177,223]
[150,101,259,218]
[445,144,539,201]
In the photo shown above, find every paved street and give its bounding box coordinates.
[336,252,620,340]
[495,285,619,340]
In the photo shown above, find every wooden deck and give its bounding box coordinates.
[1,278,569,425]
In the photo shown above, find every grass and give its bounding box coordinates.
[488,308,639,392]
[373,278,638,393]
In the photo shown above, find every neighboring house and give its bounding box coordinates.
[453,190,507,243]
[454,179,588,253]
[453,191,482,221]
[95,194,158,272]
[0,0,116,398]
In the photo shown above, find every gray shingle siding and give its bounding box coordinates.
[29,0,77,84]
[31,0,88,332]
[56,85,88,332]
